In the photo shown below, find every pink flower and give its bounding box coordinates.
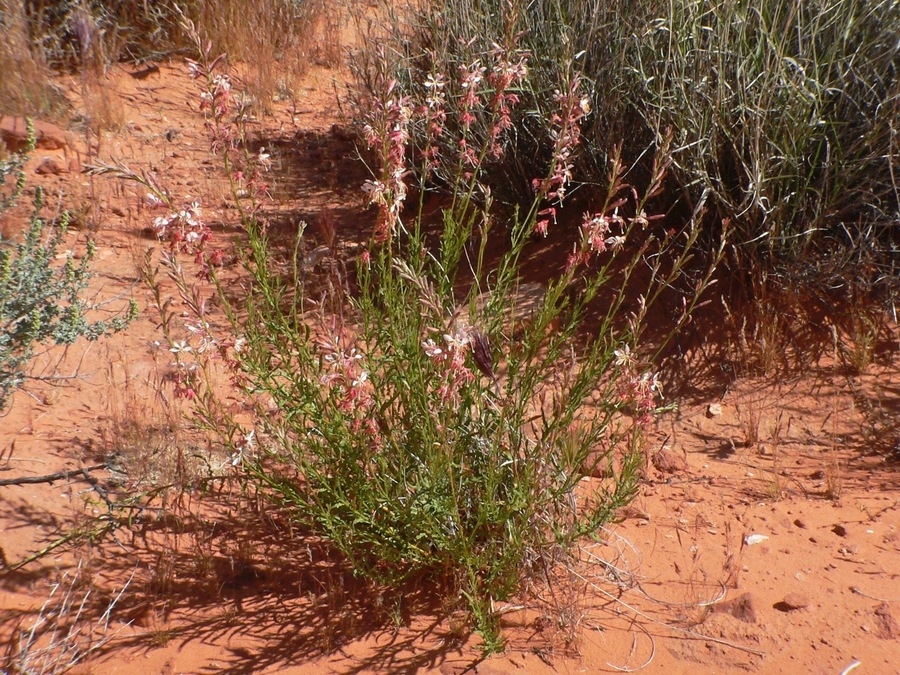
[532,77,591,220]
[361,81,413,243]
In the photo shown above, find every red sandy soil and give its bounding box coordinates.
[1,43,899,675]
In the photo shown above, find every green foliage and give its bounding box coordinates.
[222,59,717,649]
[0,123,137,411]
[131,30,718,650]
[236,212,646,651]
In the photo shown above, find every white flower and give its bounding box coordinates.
[422,339,443,358]
[258,147,271,170]
[146,192,164,208]
[152,215,171,234]
[228,429,258,468]
[362,180,386,201]
[443,329,472,351]
[170,340,192,354]
[614,345,632,367]
[605,235,626,250]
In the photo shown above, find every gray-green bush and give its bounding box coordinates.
[0,121,137,411]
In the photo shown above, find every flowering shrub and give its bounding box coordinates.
[115,22,721,651]
[209,42,723,651]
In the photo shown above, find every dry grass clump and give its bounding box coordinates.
[367,0,899,307]
[10,0,341,116]
[2,561,130,675]
[195,0,340,110]
[0,0,68,119]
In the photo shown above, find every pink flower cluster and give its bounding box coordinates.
[422,328,476,405]
[165,360,199,400]
[188,41,271,211]
[566,210,627,270]
[146,195,225,277]
[614,345,662,426]
[486,47,528,159]
[419,70,448,175]
[362,45,529,238]
[363,79,413,242]
[458,61,486,134]
[533,78,591,236]
[187,51,235,154]
[319,337,380,440]
[150,198,209,249]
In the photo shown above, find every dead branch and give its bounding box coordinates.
[0,464,108,487]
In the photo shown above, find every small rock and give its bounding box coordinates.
[832,524,848,537]
[744,534,769,546]
[706,403,723,417]
[34,157,67,175]
[712,593,758,624]
[793,519,807,529]
[652,448,689,474]
[111,206,126,217]
[874,603,900,640]
[780,593,810,610]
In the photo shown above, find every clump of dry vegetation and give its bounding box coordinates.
[0,0,69,119]
[1,0,339,117]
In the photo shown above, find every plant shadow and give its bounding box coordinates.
[48,489,479,674]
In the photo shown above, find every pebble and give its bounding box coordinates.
[34,157,67,175]
[781,593,810,610]
[744,534,769,546]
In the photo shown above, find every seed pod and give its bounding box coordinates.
[469,327,497,384]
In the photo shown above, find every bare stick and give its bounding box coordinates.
[0,464,108,487]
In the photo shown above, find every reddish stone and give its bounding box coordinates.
[1,116,70,153]
[34,157,67,175]
[652,447,689,474]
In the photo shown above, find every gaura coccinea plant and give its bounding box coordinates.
[114,21,723,650]
[225,40,724,650]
